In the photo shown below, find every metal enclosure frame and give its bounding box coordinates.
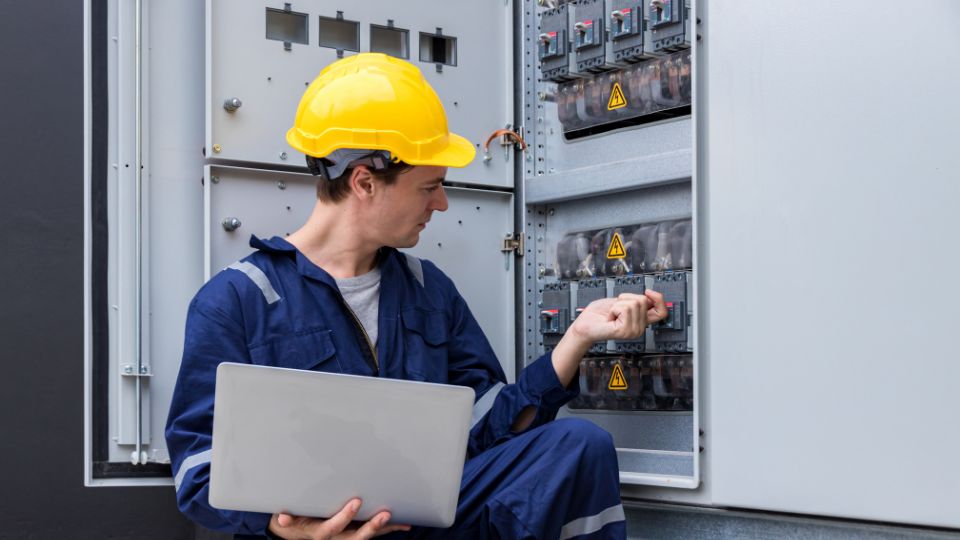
[520,0,699,490]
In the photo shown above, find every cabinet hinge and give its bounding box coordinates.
[501,233,524,256]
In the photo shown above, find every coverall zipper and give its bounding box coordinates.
[338,297,379,376]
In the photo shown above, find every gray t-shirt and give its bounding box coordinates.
[335,267,381,349]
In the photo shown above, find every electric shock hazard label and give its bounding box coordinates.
[607,232,627,259]
[607,82,628,110]
[608,363,628,390]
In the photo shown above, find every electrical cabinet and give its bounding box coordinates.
[87,0,960,534]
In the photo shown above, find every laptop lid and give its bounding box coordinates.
[209,362,474,528]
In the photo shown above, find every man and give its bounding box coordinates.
[166,53,667,539]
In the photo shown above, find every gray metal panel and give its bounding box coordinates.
[560,409,694,452]
[206,166,516,380]
[702,0,960,529]
[207,0,514,188]
[529,101,691,202]
[137,0,207,466]
[405,188,517,382]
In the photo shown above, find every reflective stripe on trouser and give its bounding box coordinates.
[386,418,625,540]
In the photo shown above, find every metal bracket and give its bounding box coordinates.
[501,233,525,255]
[501,233,524,270]
[121,364,153,377]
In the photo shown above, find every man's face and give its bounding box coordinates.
[368,165,449,248]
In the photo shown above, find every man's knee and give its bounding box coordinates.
[544,418,616,459]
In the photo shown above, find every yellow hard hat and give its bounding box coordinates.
[286,53,476,168]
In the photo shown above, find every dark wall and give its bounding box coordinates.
[0,2,196,538]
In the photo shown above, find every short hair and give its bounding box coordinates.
[316,159,414,203]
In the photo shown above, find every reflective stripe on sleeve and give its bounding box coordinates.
[558,503,625,540]
[471,381,505,428]
[227,261,281,304]
[173,449,212,492]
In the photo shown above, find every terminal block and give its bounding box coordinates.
[555,49,691,134]
[540,281,571,352]
[609,1,648,63]
[646,354,693,410]
[556,232,593,279]
[611,276,646,353]
[648,0,690,53]
[569,355,692,411]
[651,271,693,352]
[575,278,608,353]
[625,218,691,273]
[539,4,574,82]
[571,0,615,74]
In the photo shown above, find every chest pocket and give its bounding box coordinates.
[249,327,340,372]
[401,307,449,382]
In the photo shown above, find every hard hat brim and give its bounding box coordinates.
[403,132,476,169]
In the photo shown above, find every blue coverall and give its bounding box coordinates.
[165,236,625,539]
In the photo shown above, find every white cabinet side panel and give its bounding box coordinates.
[703,1,960,528]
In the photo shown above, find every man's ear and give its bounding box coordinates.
[348,165,376,200]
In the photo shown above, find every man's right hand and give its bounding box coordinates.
[267,498,412,540]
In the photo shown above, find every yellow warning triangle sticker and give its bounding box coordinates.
[607,82,627,110]
[607,232,627,259]
[608,363,628,391]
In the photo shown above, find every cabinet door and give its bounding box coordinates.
[701,0,960,528]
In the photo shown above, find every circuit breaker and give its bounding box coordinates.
[571,0,615,74]
[575,278,609,353]
[650,271,693,352]
[541,281,571,352]
[609,1,647,63]
[539,4,573,82]
[612,275,646,352]
[648,0,690,53]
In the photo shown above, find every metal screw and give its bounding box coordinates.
[223,97,242,112]
[279,151,288,160]
[538,266,546,277]
[211,176,220,184]
[548,208,556,216]
[212,144,222,153]
[123,365,133,374]
[139,365,148,375]
[221,217,241,232]
[277,181,286,190]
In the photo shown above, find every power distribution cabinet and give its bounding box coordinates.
[88,0,960,534]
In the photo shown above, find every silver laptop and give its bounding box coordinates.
[209,362,474,528]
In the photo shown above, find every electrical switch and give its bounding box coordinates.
[576,278,609,353]
[611,10,631,37]
[650,0,673,26]
[540,281,571,352]
[538,31,564,60]
[573,21,595,50]
[609,1,647,63]
[648,0,689,52]
[612,276,647,353]
[651,271,693,352]
[539,4,575,82]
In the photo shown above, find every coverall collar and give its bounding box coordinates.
[248,234,399,290]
